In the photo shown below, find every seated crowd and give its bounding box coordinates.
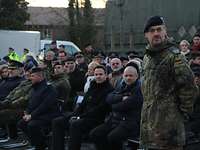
[0,38,200,150]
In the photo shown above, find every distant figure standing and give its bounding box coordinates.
[7,47,20,62]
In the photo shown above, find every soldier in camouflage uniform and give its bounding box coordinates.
[140,16,197,150]
[49,61,71,111]
[41,50,56,81]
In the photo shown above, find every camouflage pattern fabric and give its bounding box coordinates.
[140,41,198,149]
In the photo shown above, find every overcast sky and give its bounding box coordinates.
[26,0,106,8]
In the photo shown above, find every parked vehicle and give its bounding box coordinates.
[40,40,81,55]
[0,30,40,59]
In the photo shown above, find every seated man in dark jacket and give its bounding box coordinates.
[51,65,113,150]
[18,67,61,150]
[90,65,143,150]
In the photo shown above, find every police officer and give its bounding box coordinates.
[140,16,197,150]
[7,47,20,62]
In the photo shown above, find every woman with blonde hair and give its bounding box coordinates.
[179,40,191,58]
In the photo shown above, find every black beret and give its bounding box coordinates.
[144,16,165,33]
[31,67,43,73]
[8,60,24,69]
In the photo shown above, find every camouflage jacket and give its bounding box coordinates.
[140,41,197,149]
[49,73,71,105]
[4,79,32,109]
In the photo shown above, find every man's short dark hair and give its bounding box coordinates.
[66,57,75,62]
[193,33,200,38]
[94,65,107,74]
[53,61,64,67]
[59,50,67,56]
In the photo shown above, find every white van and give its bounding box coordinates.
[40,40,81,55]
[0,30,40,59]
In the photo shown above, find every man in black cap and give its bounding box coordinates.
[140,16,197,150]
[18,67,61,149]
[7,47,20,62]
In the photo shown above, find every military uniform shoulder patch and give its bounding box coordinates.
[174,57,183,65]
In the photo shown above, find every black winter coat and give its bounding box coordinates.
[0,76,24,101]
[76,79,113,123]
[106,79,143,138]
[68,68,85,98]
[26,80,61,121]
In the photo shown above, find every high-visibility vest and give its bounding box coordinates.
[21,54,27,62]
[8,52,20,62]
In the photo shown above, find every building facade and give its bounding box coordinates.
[25,7,105,50]
[104,0,200,52]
